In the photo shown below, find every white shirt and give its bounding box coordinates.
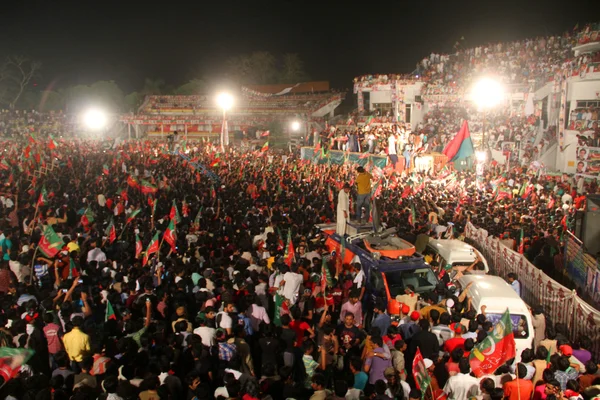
[217,312,233,330]
[193,326,216,347]
[561,193,573,205]
[282,271,303,304]
[87,248,107,263]
[388,135,397,155]
[443,373,480,400]
[248,304,270,332]
[97,194,106,207]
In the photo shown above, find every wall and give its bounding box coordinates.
[559,130,580,173]
[369,91,392,108]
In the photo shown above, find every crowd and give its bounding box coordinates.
[416,32,576,86]
[0,135,598,400]
[0,110,76,139]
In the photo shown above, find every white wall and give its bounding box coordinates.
[567,79,600,103]
[369,91,392,108]
[558,130,580,174]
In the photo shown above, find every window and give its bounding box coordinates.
[485,313,530,339]
[405,104,412,123]
[576,100,600,108]
[373,103,393,115]
[383,268,438,297]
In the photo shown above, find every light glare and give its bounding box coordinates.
[83,109,107,130]
[216,93,234,111]
[291,121,301,131]
[471,78,505,109]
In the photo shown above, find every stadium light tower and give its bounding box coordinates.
[216,92,234,151]
[471,77,504,149]
[82,109,107,131]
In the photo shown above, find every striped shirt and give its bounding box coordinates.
[302,354,318,388]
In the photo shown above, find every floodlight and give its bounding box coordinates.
[216,92,234,111]
[471,77,505,109]
[291,121,301,132]
[83,109,107,130]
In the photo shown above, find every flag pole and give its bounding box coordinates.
[29,202,40,236]
[29,245,40,285]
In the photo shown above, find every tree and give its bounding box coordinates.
[60,81,124,113]
[174,79,207,95]
[0,56,42,108]
[278,53,309,84]
[141,78,167,96]
[124,91,143,112]
[226,52,277,85]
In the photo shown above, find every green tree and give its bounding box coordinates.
[227,52,277,85]
[141,78,167,95]
[61,80,124,113]
[124,91,143,112]
[278,53,309,84]
[174,79,207,95]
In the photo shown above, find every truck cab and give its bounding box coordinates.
[323,227,438,317]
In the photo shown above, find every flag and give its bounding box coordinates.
[321,258,332,292]
[469,308,516,377]
[0,159,10,170]
[442,120,474,161]
[0,348,34,383]
[143,232,160,266]
[28,134,36,144]
[140,180,158,194]
[37,186,48,207]
[261,130,270,137]
[518,228,525,254]
[210,158,221,167]
[102,164,110,175]
[194,206,203,226]
[105,300,116,321]
[211,186,216,200]
[38,225,63,258]
[409,204,417,227]
[48,135,58,150]
[81,207,95,227]
[127,208,141,224]
[135,234,142,259]
[412,347,431,394]
[284,229,295,266]
[127,175,139,189]
[164,220,176,251]
[261,141,269,153]
[170,199,181,224]
[105,219,117,243]
[328,185,334,203]
[273,293,284,326]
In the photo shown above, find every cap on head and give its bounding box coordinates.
[410,311,421,321]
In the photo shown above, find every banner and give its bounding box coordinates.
[300,147,388,169]
[575,145,600,176]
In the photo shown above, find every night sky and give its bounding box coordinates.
[0,0,597,93]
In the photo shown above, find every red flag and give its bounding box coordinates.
[143,232,160,266]
[469,309,516,377]
[412,347,431,392]
[164,220,176,251]
[283,229,295,267]
[135,234,142,259]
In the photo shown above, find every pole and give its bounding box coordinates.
[128,123,131,140]
[185,124,188,141]
[29,245,40,285]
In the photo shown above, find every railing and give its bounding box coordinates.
[464,222,600,360]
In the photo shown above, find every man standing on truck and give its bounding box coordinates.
[355,166,372,223]
[336,183,351,236]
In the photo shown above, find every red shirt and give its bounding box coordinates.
[290,320,310,347]
[443,337,465,354]
[43,323,63,354]
[504,379,533,400]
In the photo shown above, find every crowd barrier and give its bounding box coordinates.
[464,222,600,360]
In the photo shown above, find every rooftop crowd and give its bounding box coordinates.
[0,134,598,400]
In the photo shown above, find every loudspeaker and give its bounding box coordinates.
[582,195,600,255]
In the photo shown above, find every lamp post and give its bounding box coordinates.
[471,77,505,150]
[216,93,234,151]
